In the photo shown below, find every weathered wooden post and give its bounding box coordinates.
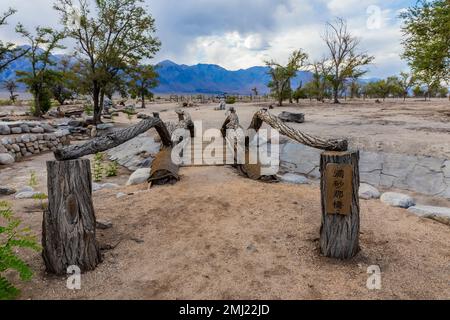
[319,151,360,259]
[42,159,102,275]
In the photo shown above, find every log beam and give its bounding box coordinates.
[54,117,172,161]
[248,109,348,151]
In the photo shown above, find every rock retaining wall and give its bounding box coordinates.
[0,121,55,135]
[280,142,450,200]
[0,130,70,164]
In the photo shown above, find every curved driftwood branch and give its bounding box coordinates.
[248,109,348,151]
[54,117,172,161]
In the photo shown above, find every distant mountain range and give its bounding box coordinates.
[2,50,384,95]
[153,60,313,95]
[0,48,313,95]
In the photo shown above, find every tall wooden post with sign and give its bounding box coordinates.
[320,151,360,259]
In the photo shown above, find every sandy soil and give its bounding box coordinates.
[1,99,450,300]
[0,163,448,300]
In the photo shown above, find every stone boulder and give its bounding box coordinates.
[0,186,16,195]
[407,205,450,226]
[15,191,44,199]
[380,192,415,208]
[359,183,381,200]
[279,173,309,184]
[278,111,305,123]
[126,168,150,186]
[0,153,14,165]
[107,133,160,171]
[92,182,120,192]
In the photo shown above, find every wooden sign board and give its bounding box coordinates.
[325,163,353,216]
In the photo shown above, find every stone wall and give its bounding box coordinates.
[0,130,70,164]
[0,121,55,135]
[279,142,450,200]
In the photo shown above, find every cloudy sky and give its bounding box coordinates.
[0,0,415,78]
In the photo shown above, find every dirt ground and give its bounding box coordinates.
[2,164,447,300]
[1,99,450,300]
[132,98,450,158]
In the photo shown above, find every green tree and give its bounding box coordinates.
[266,49,308,106]
[397,71,416,101]
[386,76,404,98]
[349,80,361,99]
[412,85,424,98]
[323,18,374,103]
[307,58,332,102]
[436,86,448,98]
[2,80,18,102]
[366,80,390,100]
[0,8,29,72]
[128,65,158,108]
[292,82,307,103]
[51,57,77,105]
[400,0,450,100]
[54,0,161,124]
[15,24,65,116]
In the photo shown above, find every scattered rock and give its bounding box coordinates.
[102,183,119,189]
[126,168,151,186]
[97,123,114,130]
[116,192,127,199]
[130,237,144,244]
[96,219,113,230]
[0,186,16,195]
[380,192,415,208]
[69,120,85,127]
[408,205,450,226]
[359,183,381,200]
[0,153,15,165]
[15,191,43,199]
[279,173,309,184]
[278,111,305,123]
[92,183,120,192]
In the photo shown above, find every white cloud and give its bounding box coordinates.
[0,0,416,77]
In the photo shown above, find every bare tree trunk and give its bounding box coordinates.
[141,92,146,108]
[33,94,41,117]
[42,159,102,275]
[54,117,172,160]
[320,151,360,259]
[93,83,101,124]
[333,87,340,104]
